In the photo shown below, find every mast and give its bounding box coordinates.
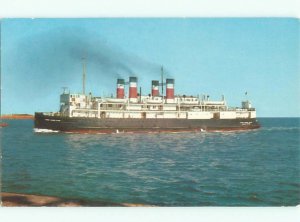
[82,57,86,95]
[161,66,164,97]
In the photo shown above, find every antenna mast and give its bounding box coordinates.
[82,57,86,95]
[161,66,164,97]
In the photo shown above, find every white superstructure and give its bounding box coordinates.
[58,77,256,120]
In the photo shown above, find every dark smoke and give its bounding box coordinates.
[15,25,166,96]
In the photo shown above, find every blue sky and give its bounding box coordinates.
[1,18,299,117]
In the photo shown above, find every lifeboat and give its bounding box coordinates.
[146,99,162,104]
[202,101,225,105]
[106,98,127,103]
[180,101,199,105]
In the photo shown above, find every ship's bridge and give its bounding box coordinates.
[60,92,94,116]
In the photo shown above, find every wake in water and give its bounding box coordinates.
[33,128,60,133]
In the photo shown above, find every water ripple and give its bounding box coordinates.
[1,118,300,206]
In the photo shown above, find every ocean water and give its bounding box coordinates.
[1,118,299,206]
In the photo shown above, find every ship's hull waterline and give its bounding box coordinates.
[34,113,260,134]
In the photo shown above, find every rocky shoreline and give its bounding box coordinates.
[1,192,150,207]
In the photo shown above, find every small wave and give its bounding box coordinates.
[33,128,60,133]
[278,182,300,188]
[261,127,300,132]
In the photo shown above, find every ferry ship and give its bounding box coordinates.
[34,67,260,133]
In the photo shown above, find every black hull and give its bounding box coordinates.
[34,112,260,133]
